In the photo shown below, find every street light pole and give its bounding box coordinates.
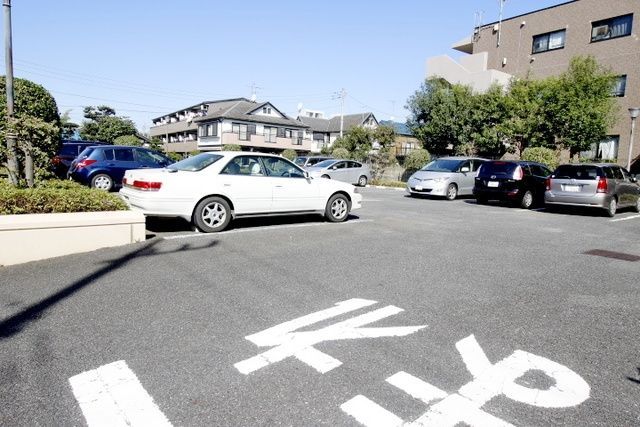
[3,0,19,185]
[628,108,640,172]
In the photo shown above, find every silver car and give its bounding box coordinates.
[406,157,487,200]
[307,159,371,186]
[545,163,640,217]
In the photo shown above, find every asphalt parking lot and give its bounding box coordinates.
[1,186,639,426]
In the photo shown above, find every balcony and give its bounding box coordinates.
[218,132,312,151]
[149,120,198,137]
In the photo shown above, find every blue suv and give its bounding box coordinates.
[68,145,173,191]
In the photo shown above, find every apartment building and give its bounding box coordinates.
[149,98,311,155]
[427,0,640,171]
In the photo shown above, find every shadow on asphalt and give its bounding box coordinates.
[628,368,640,385]
[145,214,360,234]
[0,238,218,339]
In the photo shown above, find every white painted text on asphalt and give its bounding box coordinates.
[234,298,427,375]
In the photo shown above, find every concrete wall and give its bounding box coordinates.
[0,211,146,266]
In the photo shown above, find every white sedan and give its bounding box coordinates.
[119,152,362,232]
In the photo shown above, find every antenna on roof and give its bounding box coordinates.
[249,82,262,102]
[297,103,303,113]
[473,10,484,42]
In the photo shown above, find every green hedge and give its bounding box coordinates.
[370,179,406,188]
[0,179,128,215]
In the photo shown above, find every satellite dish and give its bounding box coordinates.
[297,103,303,112]
[250,94,257,102]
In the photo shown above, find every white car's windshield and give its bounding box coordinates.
[167,153,223,172]
[421,159,462,172]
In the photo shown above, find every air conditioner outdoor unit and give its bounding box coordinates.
[593,24,609,38]
[493,24,500,32]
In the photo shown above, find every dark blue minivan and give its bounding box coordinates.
[68,145,173,191]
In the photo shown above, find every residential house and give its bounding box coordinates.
[379,120,421,158]
[150,98,311,154]
[297,112,378,153]
[426,0,640,171]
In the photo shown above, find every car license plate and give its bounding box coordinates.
[563,185,580,192]
[415,185,423,191]
[487,181,499,188]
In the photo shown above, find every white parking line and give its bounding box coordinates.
[69,360,172,427]
[163,219,373,240]
[610,214,640,222]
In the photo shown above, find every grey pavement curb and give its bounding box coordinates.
[366,185,406,191]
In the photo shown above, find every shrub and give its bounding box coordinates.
[521,147,559,170]
[404,149,431,172]
[113,135,141,146]
[281,149,296,161]
[0,179,128,214]
[223,144,241,151]
[165,152,183,162]
[331,147,350,159]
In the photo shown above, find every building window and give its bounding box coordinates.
[532,29,566,53]
[612,75,627,97]
[232,123,249,141]
[199,123,217,137]
[591,14,633,42]
[264,126,277,143]
[262,107,271,114]
[581,136,619,160]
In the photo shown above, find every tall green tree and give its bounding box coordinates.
[79,105,138,143]
[0,76,61,184]
[546,56,618,155]
[406,78,475,155]
[332,126,373,161]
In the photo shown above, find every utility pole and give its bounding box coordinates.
[333,88,347,138]
[3,0,19,185]
[497,0,506,47]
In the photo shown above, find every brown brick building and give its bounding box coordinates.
[428,0,640,171]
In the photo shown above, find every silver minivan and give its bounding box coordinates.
[545,163,640,217]
[406,157,487,200]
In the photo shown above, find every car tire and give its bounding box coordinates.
[90,174,113,191]
[634,196,640,213]
[321,174,331,179]
[520,190,534,209]
[357,175,368,187]
[445,183,458,201]
[325,193,350,223]
[193,196,232,232]
[605,197,617,217]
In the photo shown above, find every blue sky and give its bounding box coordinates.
[3,0,567,132]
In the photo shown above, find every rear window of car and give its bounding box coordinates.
[294,157,307,166]
[78,147,97,160]
[478,162,518,177]
[307,158,330,166]
[167,153,223,171]
[552,165,601,180]
[60,145,81,156]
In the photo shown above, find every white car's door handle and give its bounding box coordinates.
[275,185,283,188]
[223,183,231,187]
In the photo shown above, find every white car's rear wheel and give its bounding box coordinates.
[193,196,231,232]
[325,193,350,222]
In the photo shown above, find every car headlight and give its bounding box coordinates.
[432,177,446,183]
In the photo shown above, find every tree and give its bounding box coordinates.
[545,56,618,156]
[79,105,137,143]
[60,110,79,139]
[331,147,350,159]
[281,149,296,160]
[406,78,475,155]
[0,76,61,184]
[223,144,241,151]
[369,125,397,179]
[404,149,431,172]
[332,126,373,161]
[114,135,142,146]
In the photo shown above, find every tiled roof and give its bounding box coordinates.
[194,99,308,128]
[299,112,377,133]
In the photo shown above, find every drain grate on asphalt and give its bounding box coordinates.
[583,249,640,262]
